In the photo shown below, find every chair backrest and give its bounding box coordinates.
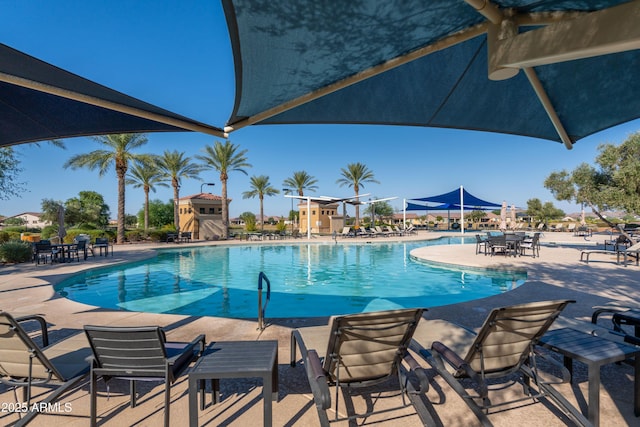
[462,300,573,377]
[95,237,109,245]
[341,226,351,235]
[323,308,424,385]
[0,311,64,382]
[625,241,640,251]
[84,325,170,379]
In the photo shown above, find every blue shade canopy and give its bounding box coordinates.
[412,188,501,208]
[222,0,640,149]
[0,43,224,147]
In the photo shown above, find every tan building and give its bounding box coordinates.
[299,202,341,234]
[177,193,228,240]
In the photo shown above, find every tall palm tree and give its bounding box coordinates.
[242,175,280,232]
[282,170,318,196]
[126,158,168,231]
[196,140,251,239]
[64,133,148,244]
[157,150,203,231]
[336,162,380,227]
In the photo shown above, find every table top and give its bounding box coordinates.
[191,340,278,377]
[539,328,640,365]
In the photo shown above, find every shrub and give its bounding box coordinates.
[125,230,144,242]
[0,240,33,263]
[0,231,10,243]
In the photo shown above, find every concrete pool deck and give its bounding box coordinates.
[1,230,638,426]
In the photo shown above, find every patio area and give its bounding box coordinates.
[1,231,638,426]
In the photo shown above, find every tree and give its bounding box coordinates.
[239,211,257,232]
[525,198,564,224]
[242,175,279,232]
[64,191,110,228]
[544,132,640,232]
[0,147,25,200]
[336,162,379,226]
[142,199,174,228]
[282,170,318,196]
[64,133,148,244]
[127,158,169,231]
[363,200,394,225]
[157,150,203,232]
[468,210,487,226]
[197,140,251,239]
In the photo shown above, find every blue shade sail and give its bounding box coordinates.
[0,43,224,147]
[223,0,638,147]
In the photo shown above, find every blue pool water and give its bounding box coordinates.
[55,238,526,318]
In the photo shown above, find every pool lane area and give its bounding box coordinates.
[55,238,526,318]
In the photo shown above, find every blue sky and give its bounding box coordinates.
[2,1,639,220]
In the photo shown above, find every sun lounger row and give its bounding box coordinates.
[5,299,621,426]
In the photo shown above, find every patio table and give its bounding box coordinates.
[539,328,640,426]
[188,340,278,427]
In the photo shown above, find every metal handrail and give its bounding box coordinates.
[257,272,271,330]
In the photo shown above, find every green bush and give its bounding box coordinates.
[0,240,33,263]
[147,230,166,242]
[125,230,144,242]
[0,231,10,243]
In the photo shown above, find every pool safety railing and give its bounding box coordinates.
[257,271,271,330]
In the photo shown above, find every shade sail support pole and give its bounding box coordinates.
[523,68,573,150]
[0,72,227,138]
[460,186,465,235]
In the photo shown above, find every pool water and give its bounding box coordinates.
[55,238,526,318]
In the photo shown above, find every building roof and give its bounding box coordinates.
[179,193,225,201]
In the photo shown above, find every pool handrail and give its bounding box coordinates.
[257,271,271,330]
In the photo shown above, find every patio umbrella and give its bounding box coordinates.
[510,205,517,229]
[500,201,507,231]
[57,205,66,242]
[581,205,587,226]
[0,43,225,147]
[222,1,640,150]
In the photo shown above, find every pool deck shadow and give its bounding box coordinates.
[1,231,639,426]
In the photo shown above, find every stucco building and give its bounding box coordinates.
[177,193,228,240]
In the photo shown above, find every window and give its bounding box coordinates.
[321,210,325,215]
[199,208,205,214]
[188,208,192,214]
[209,208,215,214]
[312,210,316,215]
[302,211,306,216]
[218,208,222,214]
[179,208,183,214]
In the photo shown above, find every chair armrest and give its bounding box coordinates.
[431,341,488,399]
[167,334,206,365]
[306,350,331,410]
[403,352,429,393]
[15,314,49,347]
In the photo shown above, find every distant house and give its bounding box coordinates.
[1,212,50,229]
[177,193,228,240]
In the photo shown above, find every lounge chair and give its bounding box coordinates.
[411,300,590,426]
[339,226,352,238]
[374,226,390,237]
[84,325,205,427]
[619,241,640,266]
[0,311,91,427]
[289,308,436,426]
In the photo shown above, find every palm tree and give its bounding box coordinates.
[157,150,203,232]
[64,133,148,244]
[282,170,318,196]
[242,175,279,232]
[196,140,251,239]
[126,158,168,231]
[336,162,380,227]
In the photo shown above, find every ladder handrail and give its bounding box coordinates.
[257,271,271,330]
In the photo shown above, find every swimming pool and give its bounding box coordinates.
[55,237,526,318]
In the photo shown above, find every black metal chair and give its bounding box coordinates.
[520,232,541,257]
[475,234,488,255]
[84,325,205,427]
